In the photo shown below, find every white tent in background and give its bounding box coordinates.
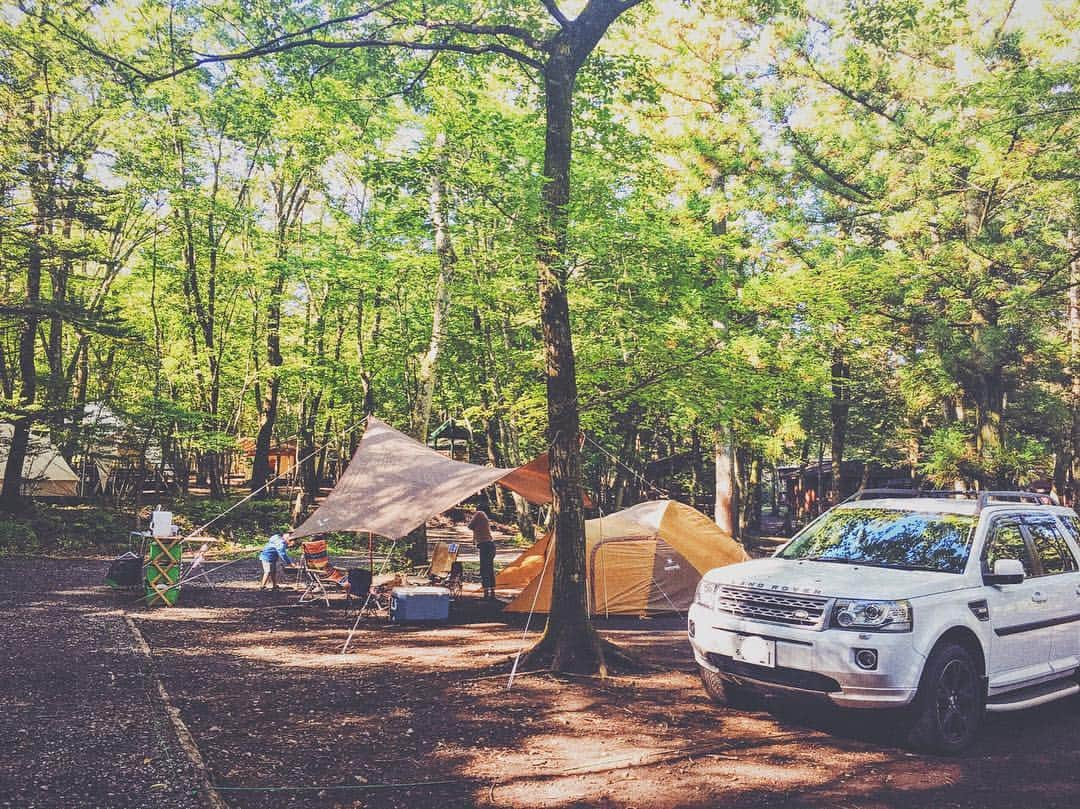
[82,402,125,492]
[0,424,79,497]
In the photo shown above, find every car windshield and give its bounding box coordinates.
[777,508,976,574]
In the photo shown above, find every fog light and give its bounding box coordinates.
[854,648,878,670]
[688,619,696,638]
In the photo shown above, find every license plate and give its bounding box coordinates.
[733,635,775,668]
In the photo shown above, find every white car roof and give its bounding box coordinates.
[836,498,980,515]
[836,498,1072,517]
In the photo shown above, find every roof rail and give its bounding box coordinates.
[842,488,974,504]
[976,490,1059,512]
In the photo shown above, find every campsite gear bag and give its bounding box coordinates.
[105,552,143,590]
[390,586,450,622]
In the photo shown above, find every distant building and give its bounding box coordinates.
[238,438,297,480]
[428,418,475,463]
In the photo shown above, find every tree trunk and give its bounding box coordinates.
[747,455,762,537]
[1,208,44,510]
[484,417,506,513]
[405,133,457,566]
[525,42,630,675]
[252,172,308,493]
[828,346,849,504]
[527,59,588,666]
[1069,230,1080,506]
[714,425,737,536]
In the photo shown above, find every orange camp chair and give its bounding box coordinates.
[299,540,350,607]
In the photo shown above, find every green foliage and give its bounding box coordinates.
[0,0,1077,542]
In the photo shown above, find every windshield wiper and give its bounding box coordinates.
[802,556,865,565]
[802,557,954,573]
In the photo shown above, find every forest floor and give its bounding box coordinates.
[1,556,1078,809]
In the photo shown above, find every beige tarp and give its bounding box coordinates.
[0,423,79,498]
[500,500,749,615]
[294,417,575,540]
[293,417,511,539]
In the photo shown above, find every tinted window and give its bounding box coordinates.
[984,520,1033,576]
[1057,513,1080,545]
[1023,516,1078,576]
[778,508,975,573]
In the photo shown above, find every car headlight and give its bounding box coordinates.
[831,599,912,632]
[695,579,719,608]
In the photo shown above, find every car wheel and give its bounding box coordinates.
[904,642,984,754]
[699,665,760,709]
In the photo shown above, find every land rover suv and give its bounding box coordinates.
[688,490,1080,753]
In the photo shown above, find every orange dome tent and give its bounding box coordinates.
[499,500,748,616]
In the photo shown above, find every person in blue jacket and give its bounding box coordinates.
[258,530,295,591]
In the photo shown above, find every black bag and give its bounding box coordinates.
[106,552,143,589]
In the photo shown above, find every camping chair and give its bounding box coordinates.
[183,542,215,589]
[345,568,390,615]
[445,561,464,599]
[299,540,351,607]
[415,541,460,583]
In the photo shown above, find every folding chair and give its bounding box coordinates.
[299,540,351,607]
[445,560,464,599]
[425,541,460,584]
[345,568,373,615]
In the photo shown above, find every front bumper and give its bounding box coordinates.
[688,602,925,708]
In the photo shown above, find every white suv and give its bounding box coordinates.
[688,490,1080,753]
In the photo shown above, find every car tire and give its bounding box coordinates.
[903,641,984,754]
[700,665,760,710]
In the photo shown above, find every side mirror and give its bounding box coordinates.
[984,558,1025,586]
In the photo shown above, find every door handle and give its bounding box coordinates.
[1031,591,1047,603]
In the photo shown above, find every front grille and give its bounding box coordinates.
[706,653,841,694]
[713,585,829,629]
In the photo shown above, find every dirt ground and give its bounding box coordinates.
[1,556,1078,809]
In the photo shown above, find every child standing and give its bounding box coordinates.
[258,530,294,590]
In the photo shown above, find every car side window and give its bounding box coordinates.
[1057,513,1080,546]
[1023,516,1079,576]
[983,520,1033,576]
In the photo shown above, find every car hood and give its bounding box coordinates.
[703,557,970,600]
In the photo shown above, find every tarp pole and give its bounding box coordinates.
[341,537,398,655]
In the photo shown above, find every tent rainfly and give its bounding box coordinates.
[0,424,79,498]
[292,417,565,540]
[498,500,749,616]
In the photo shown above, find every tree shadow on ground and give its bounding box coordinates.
[5,557,1079,809]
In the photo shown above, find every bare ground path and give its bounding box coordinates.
[1,556,1078,809]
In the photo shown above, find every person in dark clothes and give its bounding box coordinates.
[469,507,497,600]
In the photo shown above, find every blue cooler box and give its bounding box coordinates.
[390,586,451,623]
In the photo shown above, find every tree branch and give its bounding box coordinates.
[541,0,570,27]
[34,2,547,84]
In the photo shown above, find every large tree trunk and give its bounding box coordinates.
[523,0,643,677]
[526,57,597,672]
